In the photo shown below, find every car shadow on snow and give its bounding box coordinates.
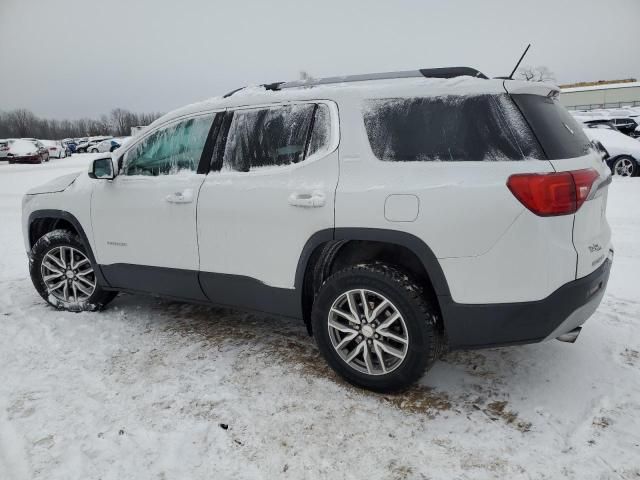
[111,293,534,432]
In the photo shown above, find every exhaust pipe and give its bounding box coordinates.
[556,327,582,343]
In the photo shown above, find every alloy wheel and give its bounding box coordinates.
[615,158,635,177]
[327,289,409,375]
[41,246,96,303]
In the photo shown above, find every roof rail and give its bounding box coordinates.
[222,67,487,97]
[280,67,487,89]
[223,81,286,98]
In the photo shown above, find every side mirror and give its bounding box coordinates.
[88,157,115,180]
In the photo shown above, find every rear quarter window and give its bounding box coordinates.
[363,94,544,162]
[510,94,592,160]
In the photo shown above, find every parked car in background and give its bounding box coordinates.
[0,139,11,159]
[584,123,640,176]
[6,139,49,164]
[74,139,91,153]
[62,139,77,155]
[76,137,111,153]
[572,109,640,138]
[91,138,126,153]
[40,140,67,158]
[610,117,639,137]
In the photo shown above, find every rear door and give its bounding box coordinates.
[197,101,339,312]
[507,83,613,278]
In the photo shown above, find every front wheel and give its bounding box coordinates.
[312,263,442,392]
[90,148,98,153]
[613,156,637,177]
[30,229,117,311]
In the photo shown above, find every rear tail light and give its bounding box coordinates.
[49,147,56,151]
[507,168,599,216]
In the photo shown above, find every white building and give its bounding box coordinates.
[560,81,640,111]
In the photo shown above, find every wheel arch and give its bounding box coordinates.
[295,228,451,336]
[28,209,109,286]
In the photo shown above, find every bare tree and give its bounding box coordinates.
[8,109,38,137]
[0,108,164,140]
[518,65,556,82]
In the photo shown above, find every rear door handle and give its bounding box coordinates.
[165,189,194,204]
[288,191,326,208]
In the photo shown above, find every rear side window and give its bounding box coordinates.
[307,104,331,157]
[363,94,543,162]
[222,103,329,172]
[510,94,592,160]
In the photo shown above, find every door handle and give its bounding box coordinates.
[165,189,194,204]
[288,191,326,208]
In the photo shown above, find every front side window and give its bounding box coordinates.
[363,94,544,162]
[222,103,330,172]
[123,114,214,176]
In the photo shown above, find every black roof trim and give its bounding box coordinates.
[223,81,285,98]
[223,87,245,98]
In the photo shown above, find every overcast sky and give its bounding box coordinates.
[1,0,639,119]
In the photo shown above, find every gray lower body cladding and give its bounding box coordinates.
[440,254,612,350]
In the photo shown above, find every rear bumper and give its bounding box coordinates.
[10,156,41,164]
[441,251,613,350]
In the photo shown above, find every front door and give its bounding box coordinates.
[91,112,216,300]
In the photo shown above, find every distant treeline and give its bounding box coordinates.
[0,108,164,140]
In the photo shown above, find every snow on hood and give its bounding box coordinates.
[26,172,80,195]
[584,127,640,159]
[9,139,38,155]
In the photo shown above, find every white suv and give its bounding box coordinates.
[22,67,613,391]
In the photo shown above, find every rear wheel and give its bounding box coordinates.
[90,148,98,153]
[613,156,637,177]
[312,263,441,392]
[30,229,117,311]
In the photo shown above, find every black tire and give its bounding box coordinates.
[30,229,117,312]
[311,263,441,392]
[8,160,14,164]
[612,155,638,177]
[90,148,98,153]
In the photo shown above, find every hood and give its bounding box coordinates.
[26,172,81,195]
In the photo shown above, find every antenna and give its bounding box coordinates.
[508,44,531,80]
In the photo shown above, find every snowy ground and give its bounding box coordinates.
[0,155,639,479]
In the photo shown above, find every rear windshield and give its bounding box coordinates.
[363,94,544,162]
[510,94,592,160]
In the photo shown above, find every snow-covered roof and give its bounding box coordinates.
[149,77,539,132]
[561,82,640,93]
